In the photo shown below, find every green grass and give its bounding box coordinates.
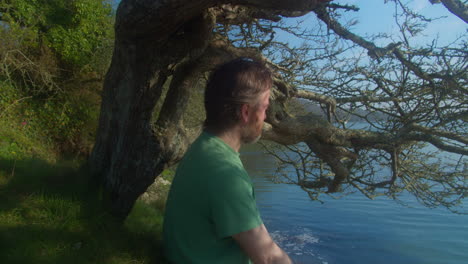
[0,157,168,264]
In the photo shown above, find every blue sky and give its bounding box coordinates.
[332,0,466,46]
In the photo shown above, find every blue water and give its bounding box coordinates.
[240,146,468,264]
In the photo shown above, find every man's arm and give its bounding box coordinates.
[232,224,293,264]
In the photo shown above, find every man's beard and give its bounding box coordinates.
[241,121,262,145]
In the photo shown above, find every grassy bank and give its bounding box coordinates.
[0,3,172,259]
[0,157,168,264]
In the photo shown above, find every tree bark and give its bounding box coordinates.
[89,38,169,219]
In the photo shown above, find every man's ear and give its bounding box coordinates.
[240,104,250,124]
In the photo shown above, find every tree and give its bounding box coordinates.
[89,0,467,219]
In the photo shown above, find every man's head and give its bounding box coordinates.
[204,58,272,143]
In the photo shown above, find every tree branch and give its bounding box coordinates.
[295,89,337,110]
[232,0,330,14]
[313,6,402,61]
[327,3,359,12]
[407,123,468,145]
[404,133,468,155]
[116,0,215,39]
[439,0,468,24]
[335,95,401,104]
[212,4,283,24]
[116,0,330,39]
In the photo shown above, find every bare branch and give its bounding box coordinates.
[404,133,468,155]
[407,123,468,145]
[295,89,337,110]
[335,95,401,104]
[438,0,468,24]
[313,6,403,61]
[327,3,359,12]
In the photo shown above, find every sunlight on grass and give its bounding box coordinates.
[0,208,22,225]
[126,201,164,238]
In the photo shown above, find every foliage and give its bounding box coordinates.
[0,79,100,157]
[0,0,113,155]
[0,81,56,161]
[0,0,114,70]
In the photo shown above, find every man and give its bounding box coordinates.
[163,58,292,264]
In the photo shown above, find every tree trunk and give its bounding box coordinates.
[89,0,217,219]
[89,38,169,219]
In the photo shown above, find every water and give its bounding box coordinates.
[240,145,468,264]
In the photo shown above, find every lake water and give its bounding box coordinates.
[240,144,468,264]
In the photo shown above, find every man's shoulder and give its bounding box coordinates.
[185,132,238,162]
[179,133,247,180]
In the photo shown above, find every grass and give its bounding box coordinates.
[0,124,169,264]
[0,157,168,264]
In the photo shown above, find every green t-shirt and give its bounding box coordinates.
[163,132,263,264]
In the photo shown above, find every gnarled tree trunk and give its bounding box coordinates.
[89,1,215,219]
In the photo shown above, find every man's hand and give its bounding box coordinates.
[232,224,292,264]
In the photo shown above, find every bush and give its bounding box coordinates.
[0,79,100,159]
[0,0,113,156]
[1,0,114,71]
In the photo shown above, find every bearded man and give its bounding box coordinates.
[163,58,292,264]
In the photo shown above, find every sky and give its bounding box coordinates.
[331,0,467,46]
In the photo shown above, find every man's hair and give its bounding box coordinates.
[204,58,272,133]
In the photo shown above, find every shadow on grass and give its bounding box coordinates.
[0,157,167,264]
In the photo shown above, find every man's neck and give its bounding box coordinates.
[208,128,242,152]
